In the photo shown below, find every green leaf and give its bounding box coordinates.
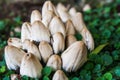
[21,75,29,80]
[84,73,91,80]
[13,16,21,24]
[111,50,119,60]
[43,76,50,80]
[79,70,87,76]
[96,77,105,80]
[84,62,94,70]
[42,66,52,76]
[0,66,6,73]
[104,7,111,13]
[90,43,108,55]
[74,33,82,40]
[5,70,15,76]
[0,21,5,31]
[93,64,101,73]
[101,54,113,66]
[103,72,112,80]
[3,76,10,80]
[102,29,111,39]
[71,77,79,80]
[114,66,120,77]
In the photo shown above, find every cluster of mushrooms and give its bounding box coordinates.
[4,1,94,80]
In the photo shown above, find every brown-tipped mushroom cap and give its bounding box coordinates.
[46,55,62,71]
[65,19,76,35]
[66,35,77,48]
[4,45,25,70]
[7,37,22,48]
[20,53,43,78]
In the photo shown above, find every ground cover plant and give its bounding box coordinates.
[0,0,120,80]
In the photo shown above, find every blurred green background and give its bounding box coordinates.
[0,0,120,80]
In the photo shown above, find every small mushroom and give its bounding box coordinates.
[42,1,59,17]
[49,16,66,38]
[21,22,31,42]
[39,41,53,63]
[69,7,77,17]
[61,41,87,72]
[52,32,65,54]
[31,21,50,42]
[56,3,70,22]
[46,55,62,71]
[66,35,77,48]
[52,70,68,80]
[22,39,41,60]
[65,20,76,35]
[4,45,25,70]
[71,12,86,32]
[20,53,43,78]
[42,10,55,27]
[7,37,22,48]
[31,10,42,24]
[81,27,94,51]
